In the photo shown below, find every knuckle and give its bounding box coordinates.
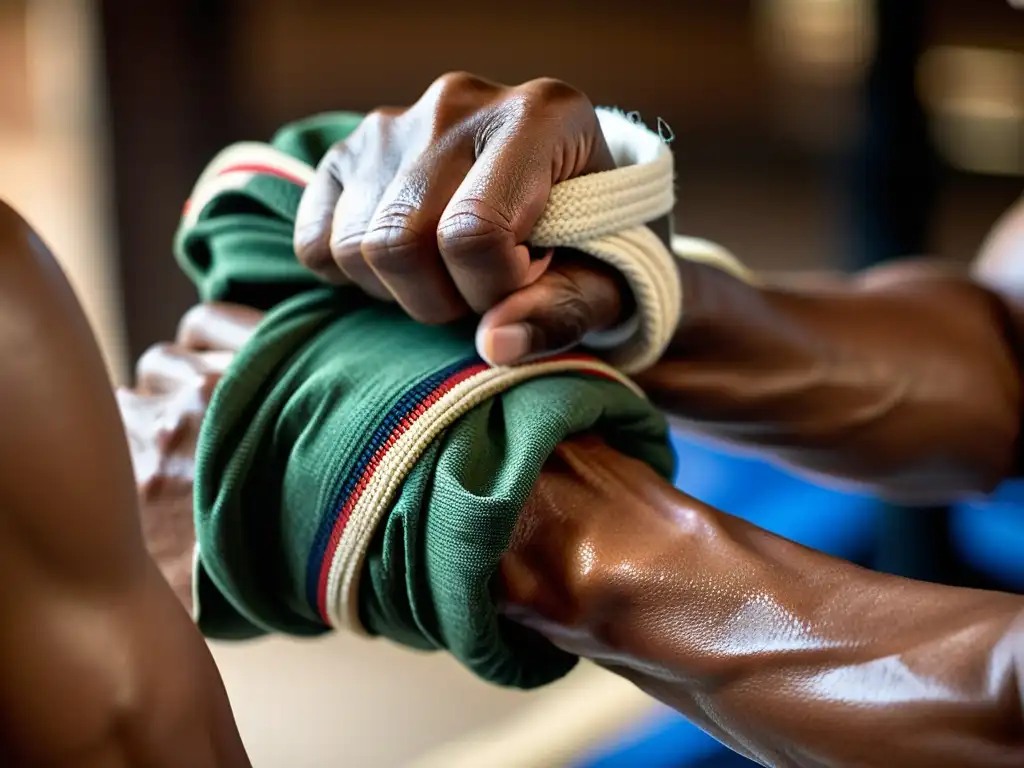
[361,205,431,276]
[135,342,173,382]
[295,239,335,276]
[492,79,596,144]
[313,140,355,186]
[355,109,395,140]
[420,72,503,128]
[329,234,367,274]
[338,109,392,148]
[322,139,351,168]
[313,114,391,188]
[329,218,370,251]
[328,215,371,270]
[175,304,211,347]
[518,77,589,113]
[431,71,493,99]
[436,208,514,265]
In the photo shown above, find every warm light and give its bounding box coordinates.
[757,0,876,85]
[918,46,1024,176]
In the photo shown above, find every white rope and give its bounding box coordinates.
[531,108,748,373]
[184,112,752,641]
[184,109,749,376]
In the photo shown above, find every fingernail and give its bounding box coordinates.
[479,324,532,366]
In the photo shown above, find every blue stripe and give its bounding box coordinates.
[303,356,481,614]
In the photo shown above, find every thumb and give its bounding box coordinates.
[476,254,629,366]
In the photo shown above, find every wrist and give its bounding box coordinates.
[495,436,843,678]
[495,435,694,658]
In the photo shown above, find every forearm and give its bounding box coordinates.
[498,436,1024,767]
[633,260,1024,502]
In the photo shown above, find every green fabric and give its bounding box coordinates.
[177,111,675,688]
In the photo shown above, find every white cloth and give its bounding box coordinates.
[532,107,749,373]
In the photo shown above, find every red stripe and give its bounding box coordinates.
[314,355,631,622]
[217,162,310,188]
[182,161,310,217]
[315,362,488,619]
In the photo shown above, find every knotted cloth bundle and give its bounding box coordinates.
[177,109,710,689]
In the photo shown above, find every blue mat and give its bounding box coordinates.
[952,479,1024,591]
[667,432,880,560]
[573,432,884,768]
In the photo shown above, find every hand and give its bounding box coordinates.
[293,72,629,366]
[116,303,262,613]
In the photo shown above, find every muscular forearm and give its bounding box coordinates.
[633,260,1024,502]
[498,436,1024,767]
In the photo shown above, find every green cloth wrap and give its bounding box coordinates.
[177,112,676,688]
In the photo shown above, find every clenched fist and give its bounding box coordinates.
[294,72,630,366]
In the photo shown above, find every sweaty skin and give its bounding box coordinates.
[494,202,1024,766]
[284,73,1024,765]
[121,72,1024,765]
[0,201,250,768]
[500,435,1024,768]
[119,244,1024,765]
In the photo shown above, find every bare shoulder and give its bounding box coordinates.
[0,199,144,583]
[0,201,249,766]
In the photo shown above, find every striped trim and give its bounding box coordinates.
[193,141,317,189]
[303,357,482,616]
[181,142,317,226]
[306,354,643,632]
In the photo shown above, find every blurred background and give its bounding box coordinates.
[1,1,1023,766]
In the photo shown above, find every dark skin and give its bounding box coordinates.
[0,201,250,767]
[503,436,1024,767]
[6,74,1024,766]
[122,291,1024,767]
[287,72,1024,765]
[293,71,1024,504]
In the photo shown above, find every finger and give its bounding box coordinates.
[436,131,552,314]
[114,387,165,480]
[294,149,347,283]
[325,112,407,300]
[439,80,614,314]
[135,343,227,395]
[114,386,151,427]
[328,181,395,301]
[475,254,627,366]
[176,303,263,352]
[361,148,475,324]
